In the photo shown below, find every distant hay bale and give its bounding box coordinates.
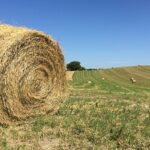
[130,77,136,83]
[66,71,74,81]
[0,24,66,125]
[88,81,92,84]
[102,77,105,80]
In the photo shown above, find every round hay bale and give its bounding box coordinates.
[66,71,74,81]
[88,81,92,84]
[130,77,136,84]
[0,24,66,125]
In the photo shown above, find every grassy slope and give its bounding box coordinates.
[0,66,150,150]
[73,65,150,90]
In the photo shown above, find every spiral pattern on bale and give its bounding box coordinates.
[0,24,66,125]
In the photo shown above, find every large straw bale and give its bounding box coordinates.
[0,24,66,125]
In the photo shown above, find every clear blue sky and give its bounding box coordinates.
[0,0,150,68]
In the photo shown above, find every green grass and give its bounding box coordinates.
[0,66,150,149]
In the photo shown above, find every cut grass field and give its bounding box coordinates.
[0,66,150,149]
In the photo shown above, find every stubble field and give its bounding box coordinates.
[0,66,150,150]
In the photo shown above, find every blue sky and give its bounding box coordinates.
[0,0,150,68]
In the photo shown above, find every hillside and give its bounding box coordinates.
[72,65,150,93]
[99,66,150,87]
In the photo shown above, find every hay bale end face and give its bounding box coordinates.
[0,24,66,125]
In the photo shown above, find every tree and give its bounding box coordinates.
[67,61,85,71]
